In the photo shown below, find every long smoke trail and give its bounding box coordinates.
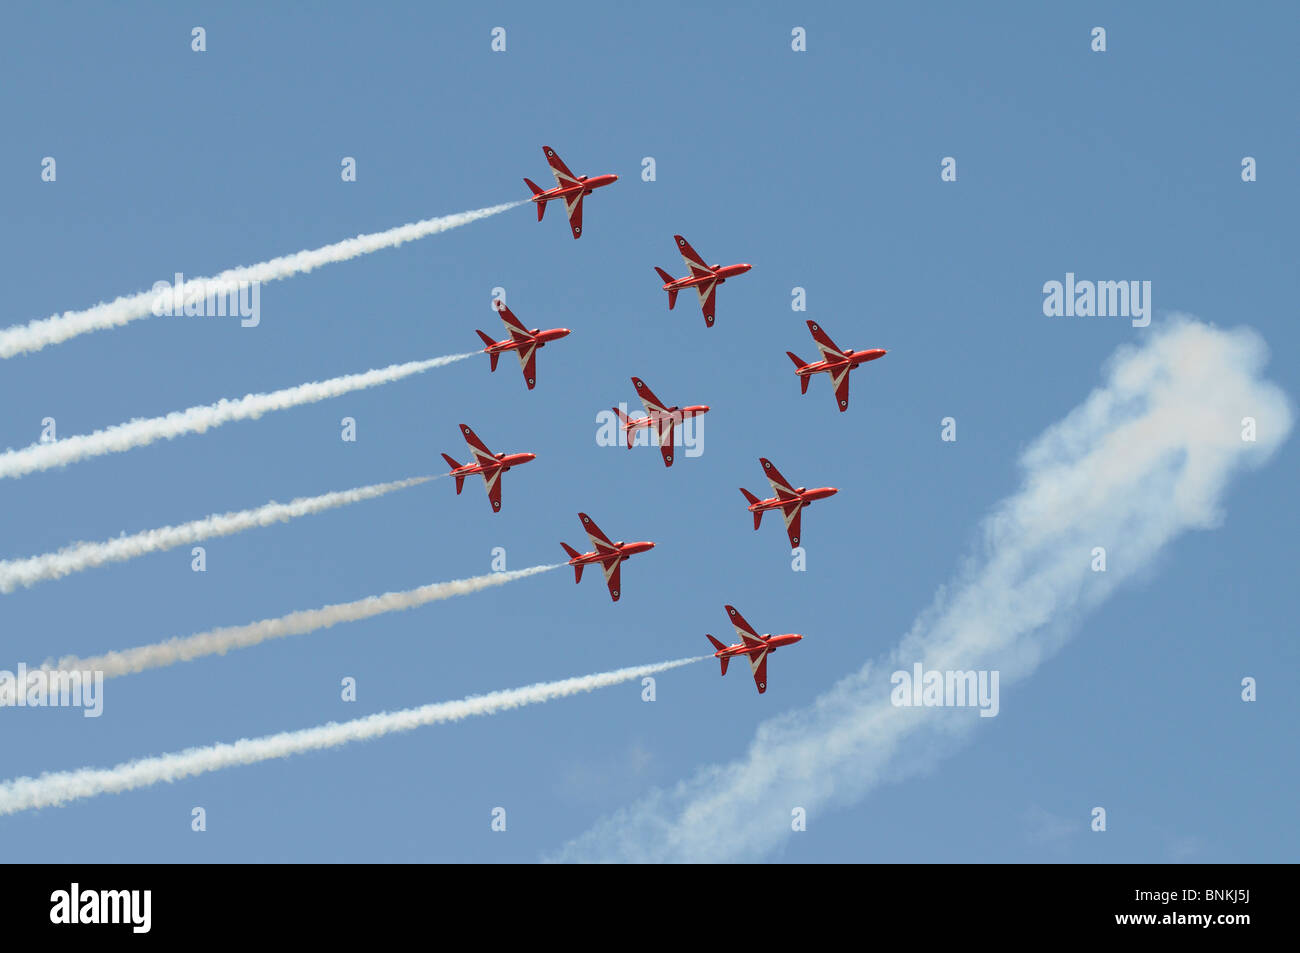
[44,564,562,678]
[0,352,475,480]
[0,657,705,815]
[554,318,1293,862]
[0,476,437,593]
[0,202,522,359]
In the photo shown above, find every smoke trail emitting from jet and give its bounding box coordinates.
[0,352,476,480]
[0,656,706,815]
[0,202,523,359]
[42,564,562,678]
[0,476,438,593]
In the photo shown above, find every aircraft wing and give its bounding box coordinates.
[496,305,531,342]
[481,468,503,512]
[656,413,676,467]
[781,499,804,548]
[829,363,851,411]
[459,424,496,466]
[760,458,798,500]
[806,320,847,362]
[749,648,770,694]
[563,191,584,239]
[543,146,581,189]
[632,377,667,415]
[579,513,618,554]
[515,342,538,390]
[674,235,713,279]
[725,605,763,646]
[601,556,622,601]
[695,279,718,328]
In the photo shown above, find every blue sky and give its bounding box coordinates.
[1,1,1296,861]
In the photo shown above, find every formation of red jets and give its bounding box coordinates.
[445,146,890,693]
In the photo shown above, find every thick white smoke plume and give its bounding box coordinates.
[0,476,436,592]
[0,352,475,480]
[45,564,562,678]
[0,202,521,359]
[0,656,705,815]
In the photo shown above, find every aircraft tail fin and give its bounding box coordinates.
[524,179,546,220]
[475,329,496,348]
[561,542,583,582]
[706,634,729,675]
[613,407,636,448]
[655,269,678,309]
[787,352,811,393]
[740,488,763,528]
[442,454,465,493]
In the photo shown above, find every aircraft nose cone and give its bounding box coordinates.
[522,453,537,463]
[609,174,619,182]
[558,328,572,338]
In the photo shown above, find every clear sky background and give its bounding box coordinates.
[1,1,1295,861]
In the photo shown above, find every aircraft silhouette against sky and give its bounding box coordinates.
[787,319,887,411]
[654,235,752,327]
[560,513,655,602]
[475,303,571,391]
[441,424,536,513]
[523,145,619,239]
[613,376,710,467]
[740,457,839,549]
[706,605,804,694]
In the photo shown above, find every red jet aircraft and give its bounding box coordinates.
[441,424,535,513]
[612,376,710,468]
[739,457,838,549]
[654,235,752,327]
[475,303,571,391]
[523,146,619,239]
[787,320,887,412]
[706,605,803,695]
[560,513,655,602]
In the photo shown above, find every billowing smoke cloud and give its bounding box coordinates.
[0,202,521,359]
[0,476,436,593]
[0,656,706,815]
[554,318,1292,862]
[0,352,475,480]
[44,564,562,678]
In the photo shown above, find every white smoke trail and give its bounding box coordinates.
[0,202,522,359]
[0,656,706,815]
[554,317,1293,862]
[44,564,562,678]
[0,352,475,480]
[0,476,437,593]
